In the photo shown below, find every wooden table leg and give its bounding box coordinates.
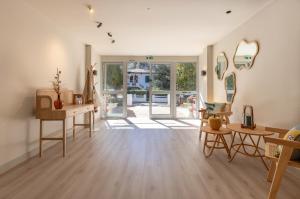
[62,119,66,157]
[238,133,249,154]
[229,131,236,151]
[220,135,231,159]
[229,133,248,162]
[89,111,92,137]
[73,116,76,140]
[204,134,219,158]
[39,119,43,157]
[92,111,95,129]
[249,135,269,170]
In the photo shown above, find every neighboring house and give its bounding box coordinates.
[127,68,150,89]
[127,67,168,105]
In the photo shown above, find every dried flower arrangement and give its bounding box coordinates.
[52,68,62,95]
[52,68,63,109]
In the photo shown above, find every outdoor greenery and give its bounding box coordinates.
[105,64,123,90]
[105,63,196,93]
[152,64,170,91]
[176,63,196,91]
[127,89,148,95]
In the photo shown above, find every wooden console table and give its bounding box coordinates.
[36,89,94,157]
[227,123,274,169]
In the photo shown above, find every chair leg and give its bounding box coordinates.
[268,146,293,199]
[199,121,203,140]
[267,160,276,182]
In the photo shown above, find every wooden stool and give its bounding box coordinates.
[201,126,232,158]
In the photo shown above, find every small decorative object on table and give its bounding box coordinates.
[208,115,222,130]
[241,105,256,129]
[52,68,63,109]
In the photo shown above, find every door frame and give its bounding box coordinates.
[100,56,199,119]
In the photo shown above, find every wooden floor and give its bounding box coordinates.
[0,119,300,199]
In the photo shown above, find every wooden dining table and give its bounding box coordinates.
[227,123,274,170]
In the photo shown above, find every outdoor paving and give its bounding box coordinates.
[127,103,197,118]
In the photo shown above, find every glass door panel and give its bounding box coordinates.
[175,63,197,118]
[150,63,171,118]
[103,63,124,92]
[102,63,126,117]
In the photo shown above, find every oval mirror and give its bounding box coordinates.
[225,72,236,103]
[233,40,259,70]
[215,52,228,80]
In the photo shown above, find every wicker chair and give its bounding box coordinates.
[264,127,300,199]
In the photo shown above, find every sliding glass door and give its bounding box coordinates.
[101,60,198,119]
[149,63,172,118]
[102,63,126,117]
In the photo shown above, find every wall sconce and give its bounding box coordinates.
[201,70,207,76]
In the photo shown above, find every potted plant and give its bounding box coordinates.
[208,114,222,130]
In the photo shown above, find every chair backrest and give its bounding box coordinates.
[265,127,289,138]
[224,103,232,113]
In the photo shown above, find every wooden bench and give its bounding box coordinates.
[36,89,94,157]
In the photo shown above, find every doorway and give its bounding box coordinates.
[101,58,198,119]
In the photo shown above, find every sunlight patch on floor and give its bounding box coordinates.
[104,118,199,130]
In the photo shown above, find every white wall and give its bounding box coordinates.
[0,0,87,173]
[212,0,300,129]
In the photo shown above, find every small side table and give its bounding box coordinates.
[201,126,232,158]
[227,123,274,170]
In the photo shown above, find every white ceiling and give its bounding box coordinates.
[25,0,272,55]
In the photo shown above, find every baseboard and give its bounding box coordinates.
[0,126,82,175]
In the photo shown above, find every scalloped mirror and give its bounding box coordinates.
[215,52,228,80]
[225,72,236,103]
[234,40,259,70]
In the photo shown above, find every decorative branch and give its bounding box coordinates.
[52,68,62,95]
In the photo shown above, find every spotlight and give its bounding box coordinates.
[226,10,232,14]
[96,21,102,28]
[107,32,113,37]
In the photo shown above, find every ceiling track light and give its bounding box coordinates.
[107,32,113,37]
[226,10,232,14]
[96,21,102,28]
[111,39,115,44]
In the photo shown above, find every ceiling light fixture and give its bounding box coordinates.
[111,39,115,44]
[107,32,113,37]
[226,10,232,14]
[87,4,94,13]
[96,21,102,28]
